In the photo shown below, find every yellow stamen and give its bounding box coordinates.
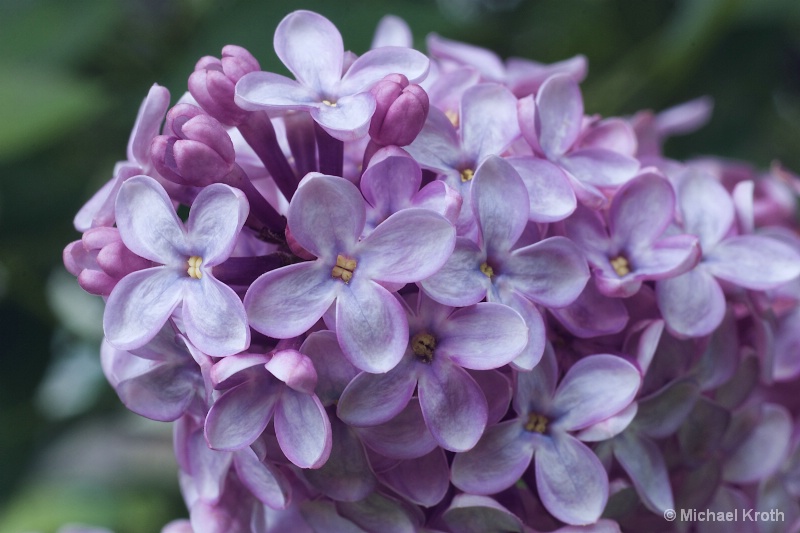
[410,332,437,363]
[460,168,475,183]
[322,99,337,107]
[480,262,494,278]
[610,255,631,277]
[524,412,549,434]
[445,109,459,127]
[187,256,203,279]
[331,254,357,283]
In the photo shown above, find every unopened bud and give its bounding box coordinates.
[369,74,429,147]
[151,105,236,186]
[189,45,260,126]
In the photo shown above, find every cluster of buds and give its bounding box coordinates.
[64,10,800,533]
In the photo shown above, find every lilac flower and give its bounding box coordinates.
[103,175,250,357]
[518,74,640,207]
[564,171,701,298]
[420,155,589,369]
[451,347,641,525]
[656,168,800,337]
[337,291,528,452]
[235,10,429,141]
[244,174,455,373]
[204,347,332,469]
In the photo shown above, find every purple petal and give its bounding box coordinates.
[656,267,726,338]
[301,330,360,406]
[612,432,674,513]
[550,282,629,338]
[128,84,171,165]
[411,180,462,224]
[609,172,675,247]
[186,184,248,265]
[505,237,589,307]
[204,378,280,450]
[676,168,734,249]
[371,15,413,49]
[436,302,527,370]
[361,150,422,218]
[469,369,512,425]
[507,156,576,222]
[265,349,318,394]
[355,399,438,459]
[245,261,337,338]
[705,234,800,290]
[288,175,365,259]
[116,362,197,422]
[443,494,525,533]
[337,362,417,426]
[634,379,699,439]
[274,10,343,93]
[460,83,520,162]
[340,46,430,92]
[233,447,291,509]
[379,448,449,507]
[359,208,456,283]
[552,354,641,431]
[576,403,637,442]
[535,74,583,159]
[115,175,187,263]
[513,342,557,415]
[235,72,319,110]
[304,414,376,501]
[450,419,534,495]
[494,289,546,371]
[336,492,421,533]
[336,280,409,373]
[723,403,792,484]
[275,389,332,468]
[560,148,640,187]
[418,361,488,451]
[535,432,608,525]
[632,234,700,279]
[472,155,529,255]
[301,501,367,533]
[210,352,270,388]
[419,237,488,307]
[426,33,506,81]
[404,107,463,173]
[183,276,249,357]
[103,268,184,351]
[310,92,376,141]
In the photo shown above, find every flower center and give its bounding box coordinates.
[331,254,357,283]
[480,262,494,278]
[410,332,437,363]
[610,254,631,277]
[460,168,475,182]
[524,412,549,434]
[187,256,203,279]
[322,99,338,107]
[445,109,459,127]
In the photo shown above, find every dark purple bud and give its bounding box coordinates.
[189,45,260,126]
[151,105,235,186]
[369,73,429,147]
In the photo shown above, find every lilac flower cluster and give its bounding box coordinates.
[64,10,800,533]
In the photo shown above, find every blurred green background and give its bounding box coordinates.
[0,0,798,531]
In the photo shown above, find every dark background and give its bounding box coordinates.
[1,0,799,531]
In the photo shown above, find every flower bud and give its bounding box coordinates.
[189,45,260,126]
[369,73,429,147]
[64,227,152,296]
[151,104,236,186]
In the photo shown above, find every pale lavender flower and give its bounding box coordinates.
[103,175,250,357]
[244,174,455,373]
[451,347,641,525]
[235,10,429,141]
[337,291,528,452]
